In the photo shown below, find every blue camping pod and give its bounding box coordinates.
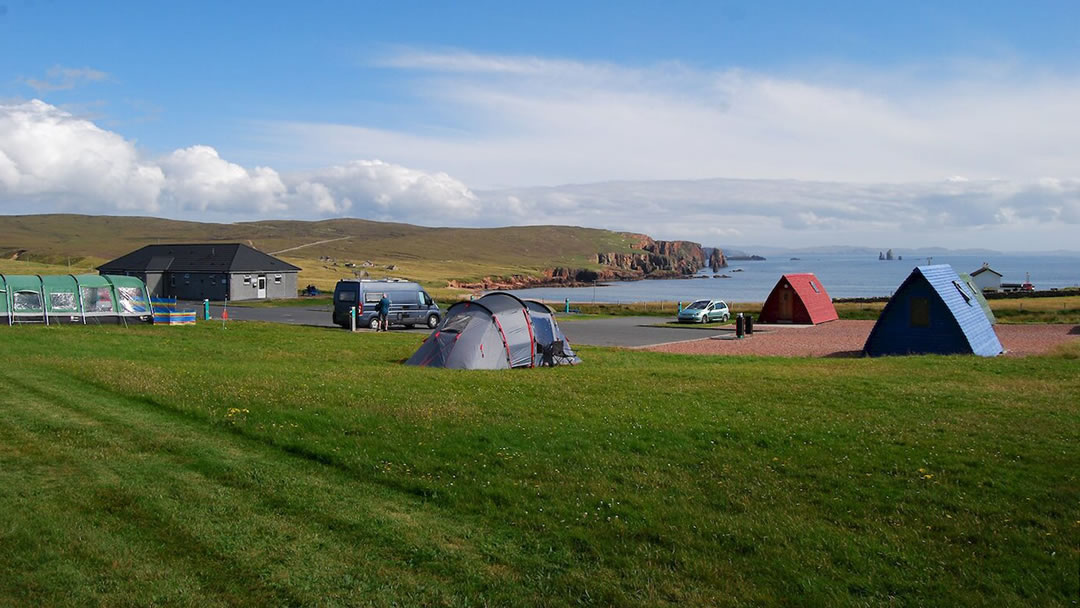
[864,265,1003,357]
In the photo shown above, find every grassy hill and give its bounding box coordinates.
[0,323,1076,605]
[0,214,642,293]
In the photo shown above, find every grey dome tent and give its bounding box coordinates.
[405,292,581,369]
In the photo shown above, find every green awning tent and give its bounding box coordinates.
[0,274,152,325]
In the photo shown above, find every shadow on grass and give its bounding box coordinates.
[1069,325,1080,335]
[825,350,864,358]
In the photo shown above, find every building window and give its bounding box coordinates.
[243,275,251,284]
[809,281,820,294]
[274,274,282,284]
[910,297,930,327]
[952,281,972,304]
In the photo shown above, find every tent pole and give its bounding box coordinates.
[37,274,48,326]
[73,274,87,325]
[1,274,9,326]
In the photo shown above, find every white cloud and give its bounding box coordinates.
[0,99,482,222]
[1,86,1079,250]
[475,176,1080,247]
[0,99,164,210]
[266,51,1080,190]
[24,66,110,92]
[160,145,289,214]
[297,160,481,223]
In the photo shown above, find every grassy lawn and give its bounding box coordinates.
[0,323,1077,606]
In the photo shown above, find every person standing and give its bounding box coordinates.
[377,292,390,331]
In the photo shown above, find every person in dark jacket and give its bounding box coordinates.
[377,293,390,331]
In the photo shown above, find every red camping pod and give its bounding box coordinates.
[758,273,838,325]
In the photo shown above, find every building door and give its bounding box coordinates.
[779,288,793,321]
[257,276,266,299]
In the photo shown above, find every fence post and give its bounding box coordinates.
[350,306,357,332]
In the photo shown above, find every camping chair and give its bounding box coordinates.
[540,340,573,366]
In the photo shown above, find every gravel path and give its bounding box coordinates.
[646,320,1079,357]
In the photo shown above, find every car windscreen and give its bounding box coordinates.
[685,300,709,310]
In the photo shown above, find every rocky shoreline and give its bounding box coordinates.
[448,235,729,291]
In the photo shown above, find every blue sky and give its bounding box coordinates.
[2,1,1079,249]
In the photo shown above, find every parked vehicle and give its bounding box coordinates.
[332,279,440,329]
[677,299,730,324]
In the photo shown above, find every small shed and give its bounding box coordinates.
[758,273,838,324]
[98,243,301,301]
[969,263,1003,293]
[863,265,1002,357]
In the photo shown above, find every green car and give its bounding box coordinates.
[677,299,730,324]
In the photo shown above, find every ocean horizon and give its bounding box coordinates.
[506,253,1080,303]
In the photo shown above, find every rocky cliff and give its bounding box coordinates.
[708,248,728,272]
[448,235,710,290]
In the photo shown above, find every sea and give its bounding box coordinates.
[505,254,1080,304]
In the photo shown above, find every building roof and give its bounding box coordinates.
[970,264,1003,278]
[758,273,838,324]
[97,244,301,274]
[864,265,1002,357]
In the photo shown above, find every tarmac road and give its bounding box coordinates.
[201,303,715,347]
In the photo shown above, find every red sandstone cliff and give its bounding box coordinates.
[448,235,722,290]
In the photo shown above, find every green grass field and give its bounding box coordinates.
[0,323,1077,606]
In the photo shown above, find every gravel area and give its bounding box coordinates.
[645,320,1079,358]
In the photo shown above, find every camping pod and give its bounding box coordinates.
[758,273,838,324]
[406,292,581,369]
[863,265,1002,357]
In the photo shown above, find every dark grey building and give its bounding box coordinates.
[98,243,301,301]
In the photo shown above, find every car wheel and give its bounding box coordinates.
[722,314,729,322]
[700,315,708,324]
[426,314,440,329]
[368,317,380,330]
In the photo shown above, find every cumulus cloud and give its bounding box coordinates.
[0,99,482,221]
[0,99,164,210]
[160,146,289,214]
[1,96,1078,249]
[298,160,482,223]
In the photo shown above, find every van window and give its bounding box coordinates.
[387,291,412,304]
[364,292,382,304]
[337,290,356,302]
[422,292,434,306]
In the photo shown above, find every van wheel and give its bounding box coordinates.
[368,317,379,330]
[426,314,440,329]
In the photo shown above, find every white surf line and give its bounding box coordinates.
[270,236,350,255]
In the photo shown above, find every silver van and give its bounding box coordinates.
[333,279,440,329]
